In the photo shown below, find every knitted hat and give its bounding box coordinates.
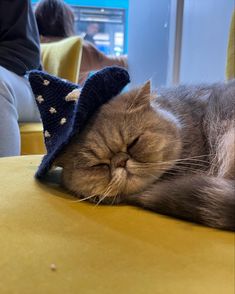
[29,66,130,178]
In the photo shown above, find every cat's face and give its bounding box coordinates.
[58,82,182,201]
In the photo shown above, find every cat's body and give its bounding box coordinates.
[56,80,235,231]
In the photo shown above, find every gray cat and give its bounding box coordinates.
[55,79,235,231]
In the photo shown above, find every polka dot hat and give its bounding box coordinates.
[29,66,130,178]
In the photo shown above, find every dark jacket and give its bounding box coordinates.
[0,0,40,76]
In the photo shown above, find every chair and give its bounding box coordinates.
[40,36,83,84]
[20,36,83,155]
[19,123,46,155]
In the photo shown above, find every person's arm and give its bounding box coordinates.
[0,0,40,76]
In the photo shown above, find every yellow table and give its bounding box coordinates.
[0,156,234,294]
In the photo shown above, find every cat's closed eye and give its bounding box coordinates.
[127,137,140,151]
[92,163,110,169]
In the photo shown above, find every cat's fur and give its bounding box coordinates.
[55,80,235,231]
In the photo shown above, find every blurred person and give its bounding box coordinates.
[35,0,128,84]
[0,0,41,157]
[84,23,99,45]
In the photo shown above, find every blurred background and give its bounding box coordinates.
[32,0,235,87]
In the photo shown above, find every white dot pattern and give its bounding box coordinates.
[60,118,67,125]
[49,107,57,114]
[65,89,81,101]
[36,95,44,104]
[44,130,51,138]
[43,80,50,86]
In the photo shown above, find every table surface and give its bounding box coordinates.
[0,155,234,294]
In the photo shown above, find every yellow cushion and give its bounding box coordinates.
[19,123,46,155]
[41,36,83,83]
[0,155,234,294]
[226,10,235,80]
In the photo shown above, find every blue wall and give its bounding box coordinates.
[127,0,171,87]
[32,0,129,9]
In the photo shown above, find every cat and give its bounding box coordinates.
[54,79,235,231]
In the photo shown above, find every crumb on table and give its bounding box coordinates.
[50,263,57,271]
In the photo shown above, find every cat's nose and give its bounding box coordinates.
[117,159,127,168]
[112,152,129,168]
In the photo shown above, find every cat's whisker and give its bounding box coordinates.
[95,186,114,206]
[95,179,118,206]
[111,194,118,205]
[131,160,208,173]
[95,195,107,206]
[155,154,218,168]
[175,154,214,161]
[95,170,127,206]
[148,165,208,176]
[176,162,209,168]
[72,193,99,202]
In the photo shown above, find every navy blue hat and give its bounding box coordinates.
[29,66,130,178]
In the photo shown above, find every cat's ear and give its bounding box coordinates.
[142,80,151,94]
[139,80,151,97]
[132,80,152,109]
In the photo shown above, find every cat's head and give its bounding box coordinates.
[56,82,182,201]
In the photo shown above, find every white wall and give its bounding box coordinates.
[180,0,234,83]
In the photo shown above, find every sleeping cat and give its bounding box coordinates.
[55,79,235,231]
